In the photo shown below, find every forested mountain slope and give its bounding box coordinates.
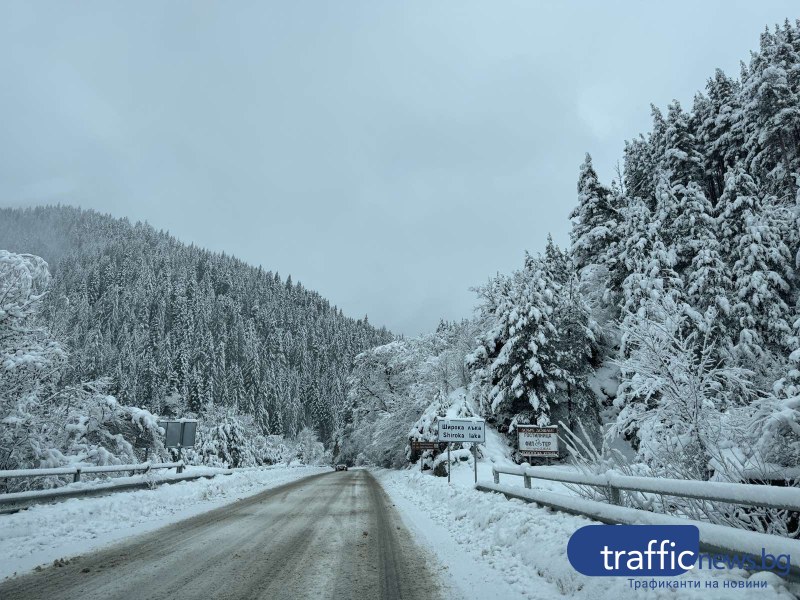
[0,206,393,445]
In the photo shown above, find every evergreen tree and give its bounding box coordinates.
[544,238,600,430]
[697,69,744,202]
[659,100,704,188]
[569,154,619,274]
[716,166,793,362]
[684,187,733,344]
[470,253,560,425]
[742,25,800,185]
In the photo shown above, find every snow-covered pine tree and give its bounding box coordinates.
[191,407,257,468]
[716,166,793,367]
[544,238,600,431]
[569,154,620,276]
[741,24,800,188]
[669,181,716,275]
[622,106,666,207]
[618,196,683,323]
[659,100,705,189]
[470,252,560,426]
[696,69,744,202]
[683,183,734,347]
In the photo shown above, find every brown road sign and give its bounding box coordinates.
[410,440,437,450]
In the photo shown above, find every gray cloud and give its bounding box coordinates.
[1,1,796,335]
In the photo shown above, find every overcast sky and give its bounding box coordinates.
[1,2,797,335]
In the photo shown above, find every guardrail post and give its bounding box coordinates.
[177,461,184,475]
[524,474,531,489]
[493,468,499,484]
[609,486,621,505]
[73,468,81,483]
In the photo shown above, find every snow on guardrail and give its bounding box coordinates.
[0,470,231,506]
[0,462,183,479]
[491,465,800,512]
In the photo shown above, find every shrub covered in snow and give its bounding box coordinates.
[0,251,165,489]
[613,296,755,481]
[186,407,259,468]
[183,408,329,468]
[294,427,329,465]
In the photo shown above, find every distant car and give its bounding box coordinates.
[335,464,348,471]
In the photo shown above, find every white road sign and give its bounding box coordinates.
[518,425,558,457]
[436,418,485,443]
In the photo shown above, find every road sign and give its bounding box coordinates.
[518,425,558,457]
[409,440,439,451]
[158,420,198,448]
[436,418,486,443]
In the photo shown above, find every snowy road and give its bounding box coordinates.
[0,469,442,600]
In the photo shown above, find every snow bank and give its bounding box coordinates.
[378,463,798,600]
[0,465,329,579]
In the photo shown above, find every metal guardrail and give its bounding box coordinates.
[480,465,800,582]
[0,464,232,512]
[0,461,188,511]
[0,461,184,484]
[489,465,800,512]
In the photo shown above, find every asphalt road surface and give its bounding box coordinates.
[0,470,443,600]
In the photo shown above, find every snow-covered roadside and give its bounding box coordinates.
[375,468,522,600]
[377,465,798,600]
[0,464,329,580]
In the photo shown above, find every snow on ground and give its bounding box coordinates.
[0,464,329,580]
[378,467,521,600]
[377,458,798,600]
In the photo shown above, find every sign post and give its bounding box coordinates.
[447,443,451,483]
[436,417,486,484]
[518,425,559,459]
[472,443,477,483]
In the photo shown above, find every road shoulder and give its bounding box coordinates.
[363,469,445,600]
[374,468,523,600]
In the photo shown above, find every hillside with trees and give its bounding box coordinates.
[341,20,800,489]
[0,206,392,476]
